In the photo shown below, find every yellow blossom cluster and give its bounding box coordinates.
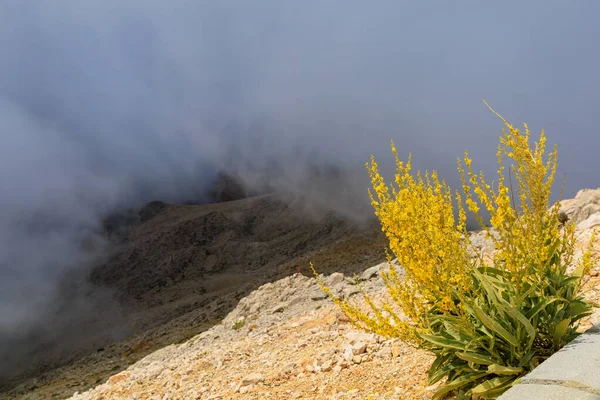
[314,102,595,345]
[459,102,586,290]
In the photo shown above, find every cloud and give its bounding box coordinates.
[1,0,600,378]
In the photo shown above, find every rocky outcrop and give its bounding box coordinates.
[67,261,435,400]
[559,188,600,226]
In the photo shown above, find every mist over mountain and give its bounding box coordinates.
[1,0,600,390]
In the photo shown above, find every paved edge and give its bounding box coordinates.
[499,324,600,400]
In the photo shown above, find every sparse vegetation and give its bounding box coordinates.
[315,103,596,398]
[232,319,246,330]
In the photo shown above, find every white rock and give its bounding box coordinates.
[310,291,328,301]
[577,213,600,231]
[343,287,360,298]
[283,362,296,373]
[241,373,264,386]
[325,272,345,286]
[352,341,368,355]
[360,264,382,281]
[376,347,392,359]
[239,385,252,394]
[345,332,376,344]
[343,345,354,361]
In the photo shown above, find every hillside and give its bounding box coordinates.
[61,189,600,400]
[6,189,600,400]
[1,194,386,399]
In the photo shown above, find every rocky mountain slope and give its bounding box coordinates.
[7,189,600,400]
[0,194,385,399]
[69,261,438,400]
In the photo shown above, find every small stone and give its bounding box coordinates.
[343,345,354,361]
[271,302,287,313]
[332,365,343,373]
[321,359,333,372]
[343,287,360,298]
[283,363,296,373]
[310,291,328,301]
[241,373,264,386]
[361,265,381,281]
[325,272,345,286]
[239,385,252,394]
[345,332,376,344]
[352,341,368,355]
[376,347,392,359]
[352,355,362,364]
[391,346,402,359]
[305,364,315,373]
[323,313,337,326]
[337,313,351,323]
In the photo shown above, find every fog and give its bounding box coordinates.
[1,0,600,381]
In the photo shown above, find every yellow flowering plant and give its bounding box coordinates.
[313,103,596,399]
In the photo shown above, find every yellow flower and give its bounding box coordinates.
[313,101,593,345]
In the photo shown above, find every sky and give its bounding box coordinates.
[1,0,600,376]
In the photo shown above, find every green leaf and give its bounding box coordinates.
[470,376,515,396]
[518,349,536,368]
[474,377,518,398]
[573,262,586,278]
[487,364,524,375]
[428,361,464,385]
[525,297,560,319]
[473,304,520,347]
[432,372,489,400]
[543,239,561,265]
[559,276,580,287]
[515,284,536,307]
[456,351,497,366]
[428,352,450,378]
[476,266,505,277]
[476,272,502,305]
[553,318,571,342]
[571,312,593,325]
[502,303,536,349]
[420,334,468,351]
[442,320,473,342]
[567,301,592,318]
